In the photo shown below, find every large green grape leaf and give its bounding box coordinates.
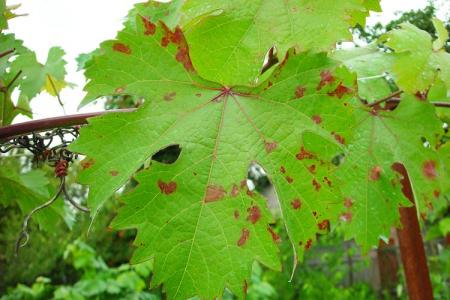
[380,21,450,93]
[0,167,65,231]
[121,0,380,88]
[70,17,349,299]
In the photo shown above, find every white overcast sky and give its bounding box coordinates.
[6,0,450,122]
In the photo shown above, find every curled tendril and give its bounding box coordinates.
[15,177,65,257]
[15,170,90,257]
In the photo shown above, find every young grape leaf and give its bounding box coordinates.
[380,21,450,93]
[10,46,71,99]
[123,0,380,87]
[70,17,349,299]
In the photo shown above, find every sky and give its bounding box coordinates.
[6,0,450,122]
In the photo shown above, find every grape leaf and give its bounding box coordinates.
[70,17,349,299]
[335,96,446,251]
[380,21,450,93]
[125,0,380,87]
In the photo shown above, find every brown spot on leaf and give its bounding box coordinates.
[247,206,261,224]
[369,166,382,181]
[318,220,330,230]
[296,146,315,160]
[317,70,335,90]
[423,160,437,179]
[195,93,202,97]
[323,176,332,187]
[264,141,278,153]
[305,239,313,250]
[312,179,321,191]
[110,170,119,176]
[280,166,286,174]
[115,87,125,94]
[81,159,95,170]
[312,211,318,217]
[291,198,302,210]
[230,184,239,197]
[240,180,247,188]
[158,180,177,195]
[344,198,353,208]
[176,47,194,72]
[205,185,226,203]
[295,86,306,98]
[308,164,316,174]
[312,115,322,124]
[268,227,281,243]
[159,24,194,72]
[433,190,440,198]
[332,132,345,145]
[164,92,176,101]
[113,43,131,55]
[328,83,351,98]
[286,176,294,184]
[141,16,156,35]
[234,210,240,219]
[237,228,250,246]
[340,212,352,222]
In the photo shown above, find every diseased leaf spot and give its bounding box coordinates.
[323,176,332,187]
[340,212,352,222]
[234,210,240,219]
[296,146,315,160]
[110,170,119,176]
[305,239,313,250]
[81,158,95,170]
[195,93,202,97]
[267,227,281,243]
[285,176,294,184]
[295,86,306,98]
[141,16,156,35]
[158,180,177,195]
[344,198,353,208]
[115,87,125,94]
[176,47,194,72]
[312,179,321,191]
[433,190,440,198]
[230,184,239,197]
[280,166,286,174]
[247,205,261,224]
[369,166,382,181]
[291,198,302,210]
[205,185,226,203]
[312,115,322,124]
[308,164,316,174]
[318,220,329,230]
[317,70,335,90]
[264,141,278,153]
[113,43,131,55]
[164,92,177,101]
[312,211,318,218]
[237,228,250,246]
[328,83,351,98]
[243,280,248,295]
[423,160,437,179]
[332,132,345,145]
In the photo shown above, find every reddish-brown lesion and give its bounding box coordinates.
[158,180,177,195]
[204,185,226,203]
[247,205,261,224]
[237,228,250,246]
[113,43,132,55]
[159,23,195,72]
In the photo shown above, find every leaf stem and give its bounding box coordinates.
[0,48,15,59]
[368,90,403,107]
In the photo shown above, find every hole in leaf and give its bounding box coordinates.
[260,46,279,75]
[247,162,280,213]
[331,153,345,166]
[152,145,181,164]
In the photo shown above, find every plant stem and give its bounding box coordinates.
[368,90,403,107]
